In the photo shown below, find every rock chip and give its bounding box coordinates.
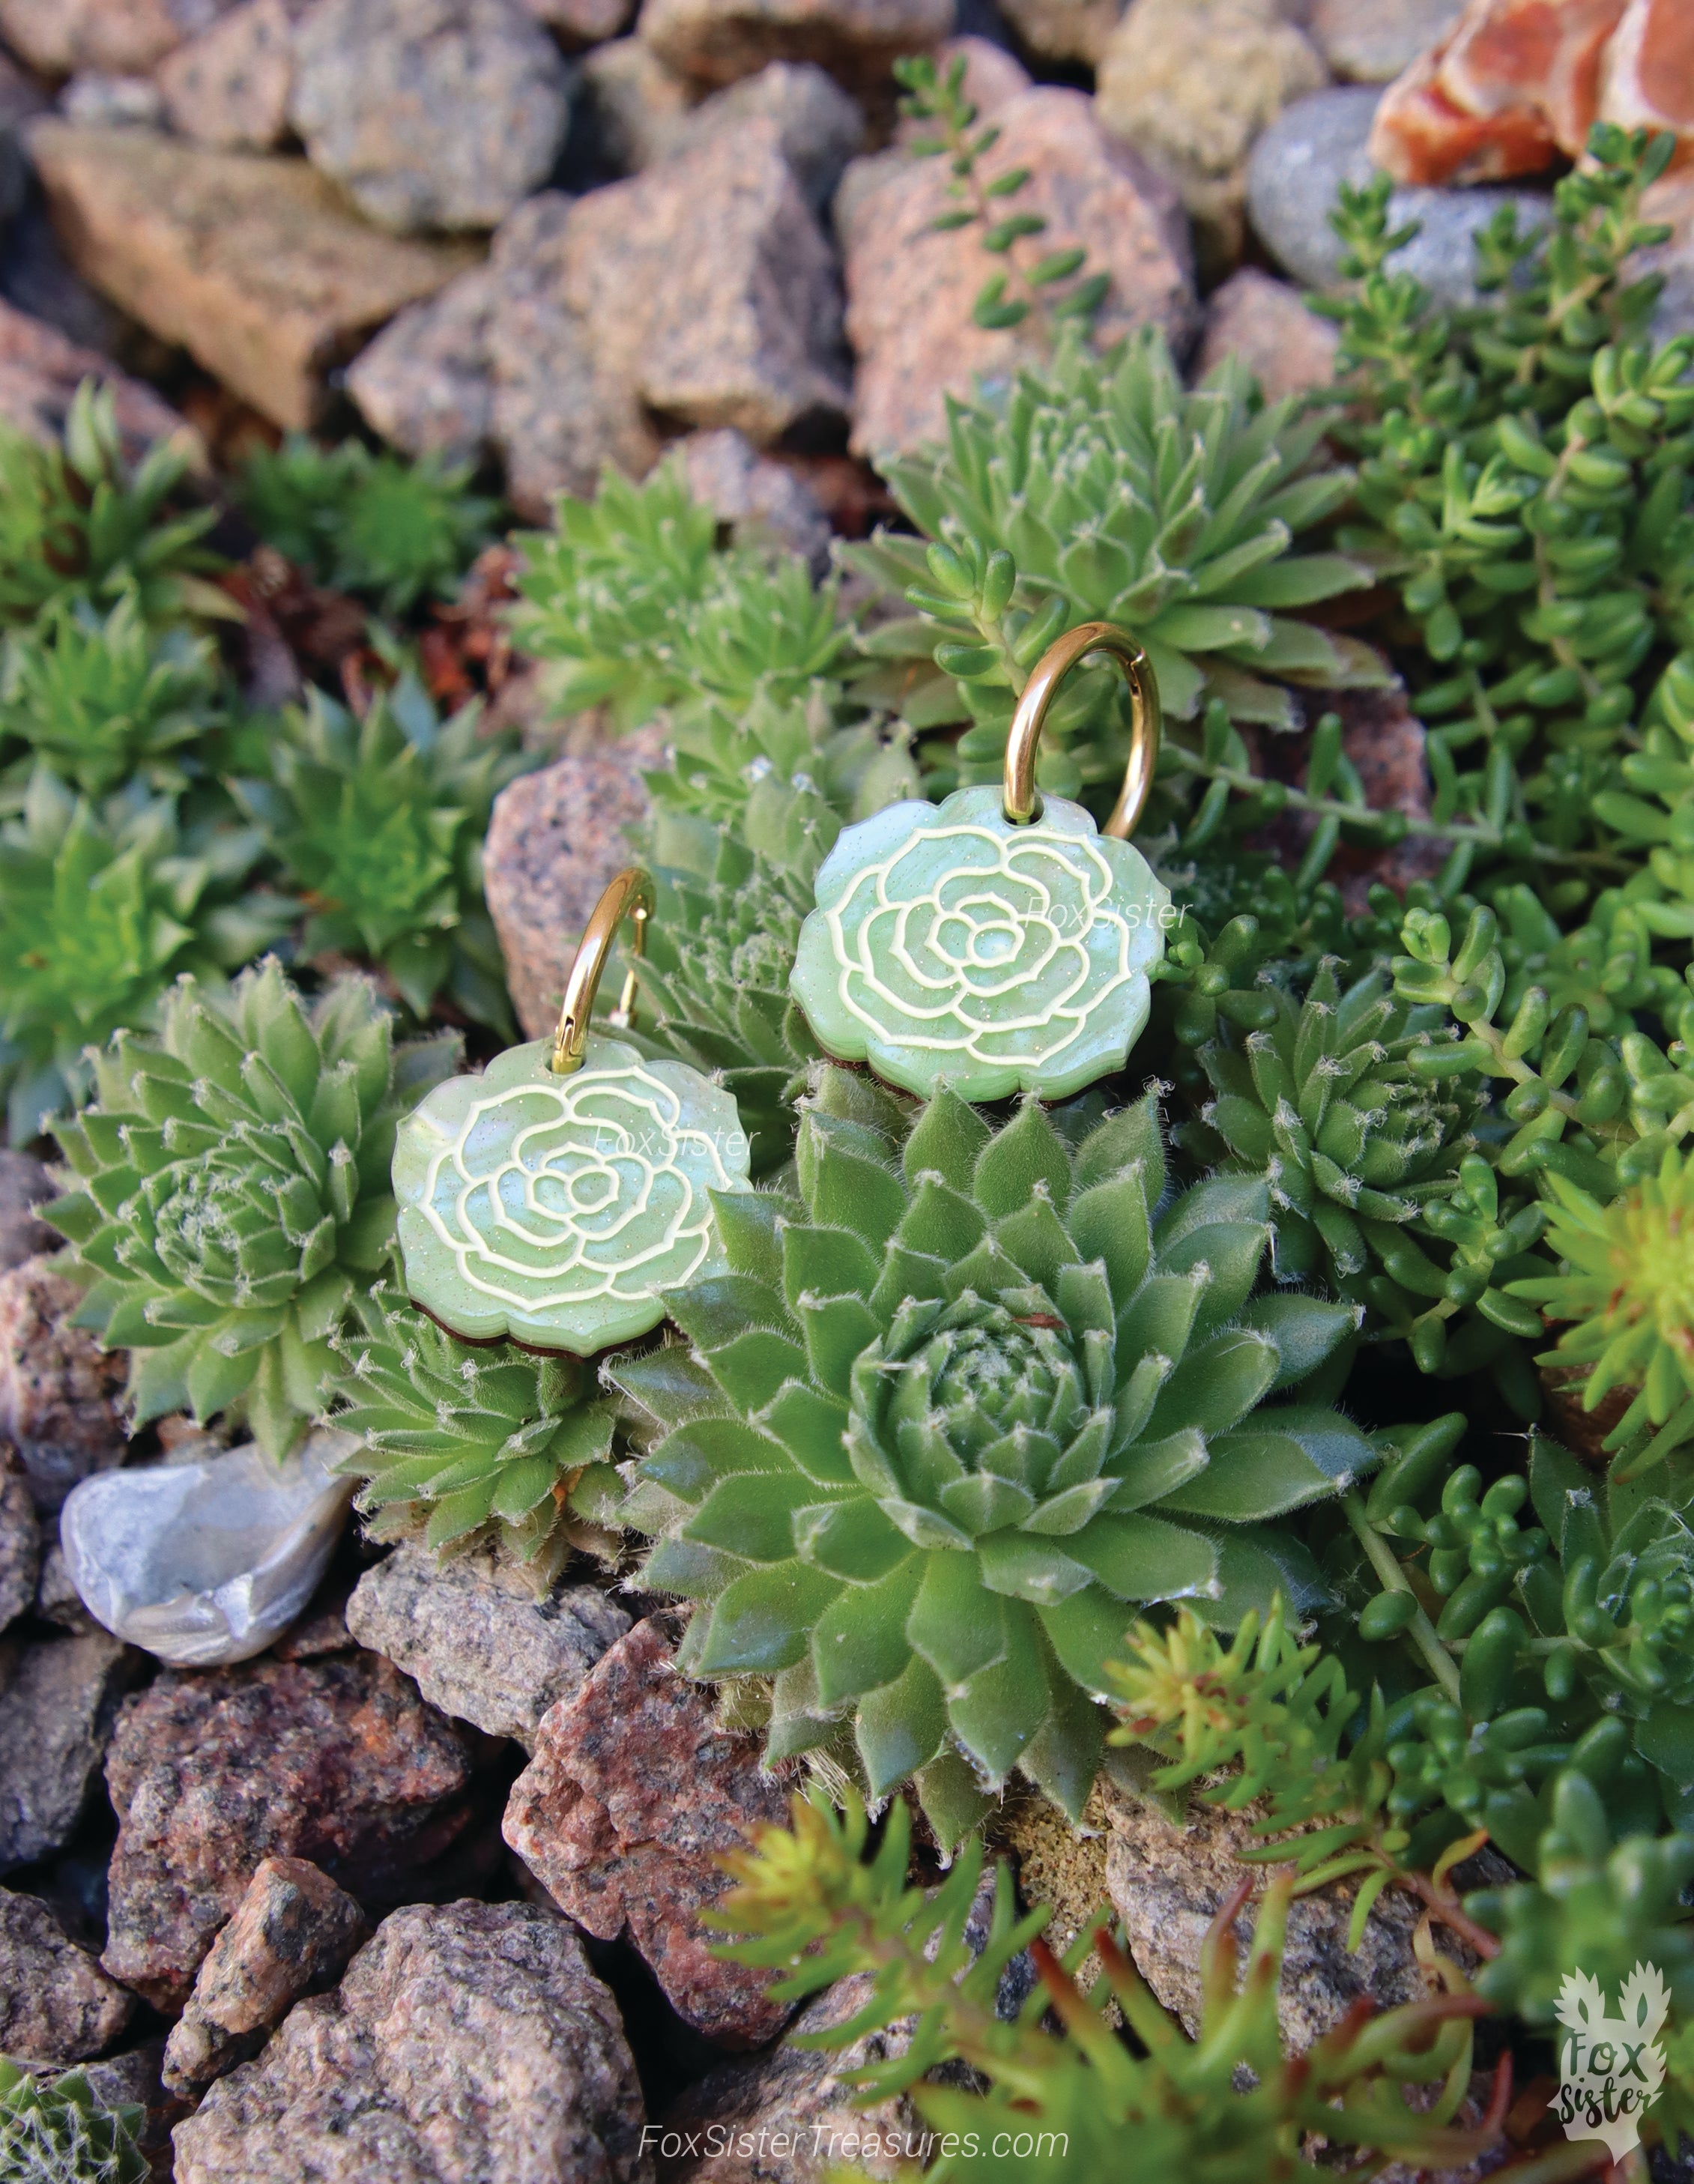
[102,1651,476,2009]
[677,57,862,211]
[674,426,832,569]
[0,1885,136,2061]
[1247,84,1547,303]
[994,0,1118,64]
[0,1627,135,1872]
[288,0,575,235]
[163,1856,367,2093]
[504,1615,793,2046]
[484,722,669,1039]
[172,1899,653,2184]
[0,0,233,76]
[1310,0,1462,81]
[345,1542,631,1750]
[1095,0,1328,274]
[1194,264,1340,402]
[0,1256,127,1515]
[635,0,952,92]
[0,292,185,457]
[840,83,1195,458]
[155,0,303,150]
[28,122,480,429]
[0,1453,38,1633]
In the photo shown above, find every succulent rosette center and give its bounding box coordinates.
[142,1133,336,1310]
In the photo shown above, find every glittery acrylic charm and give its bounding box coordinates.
[790,623,1174,1103]
[393,868,751,1353]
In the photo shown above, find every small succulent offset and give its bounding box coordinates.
[46,961,458,1458]
[0,381,228,629]
[0,772,291,1141]
[327,1277,623,1582]
[790,787,1171,1103]
[229,674,532,1033]
[708,1791,1501,2183]
[0,2061,146,2184]
[617,1071,1368,1842]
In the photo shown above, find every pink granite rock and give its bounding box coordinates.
[1194,267,1340,403]
[0,1885,136,2061]
[0,1255,129,1515]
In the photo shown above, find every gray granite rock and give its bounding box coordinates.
[156,0,304,150]
[674,426,832,570]
[0,1150,57,1272]
[345,1541,630,1749]
[0,0,235,74]
[163,1856,368,2094]
[575,35,697,175]
[635,0,953,93]
[345,257,500,466]
[289,0,575,233]
[0,1256,129,1515]
[35,1540,98,1633]
[1309,0,1461,82]
[483,722,670,1039]
[0,1627,136,1873]
[0,1452,37,1634]
[1247,84,1549,304]
[172,1900,653,2184]
[0,1885,136,2062]
[674,57,862,211]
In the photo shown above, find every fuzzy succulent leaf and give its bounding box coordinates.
[0,2060,147,2184]
[46,961,459,1458]
[229,673,532,1033]
[0,381,226,629]
[0,771,292,1140]
[614,1069,1370,1837]
[326,1274,623,1579]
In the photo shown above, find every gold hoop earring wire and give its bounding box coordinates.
[1002,621,1162,840]
[551,865,655,1076]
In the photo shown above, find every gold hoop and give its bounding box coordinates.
[1002,620,1161,841]
[551,866,655,1076]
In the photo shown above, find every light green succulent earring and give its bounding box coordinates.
[790,623,1174,1103]
[393,867,751,1353]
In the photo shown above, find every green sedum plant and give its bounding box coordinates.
[46,961,458,1457]
[229,672,532,1033]
[0,2060,147,2184]
[327,1277,623,1582]
[0,381,228,629]
[0,771,290,1140]
[616,1070,1369,1844]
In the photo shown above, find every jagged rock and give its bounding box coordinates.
[1095,0,1327,275]
[1247,84,1547,304]
[674,426,832,569]
[575,43,861,193]
[60,1430,355,1668]
[345,1542,631,1750]
[344,253,500,466]
[1310,0,1462,81]
[674,57,862,210]
[483,722,669,1039]
[575,35,698,173]
[0,1256,127,1516]
[28,122,479,429]
[102,1652,477,2009]
[172,1900,653,2183]
[994,0,1119,64]
[1194,264,1339,402]
[0,0,235,76]
[0,1627,135,1872]
[0,1452,37,1633]
[155,0,304,150]
[0,1886,136,2062]
[840,82,1195,458]
[67,2040,188,2173]
[288,0,575,235]
[504,1616,793,2047]
[635,0,953,92]
[163,1856,367,2094]
[35,1540,98,1633]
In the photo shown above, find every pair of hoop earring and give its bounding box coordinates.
[392,624,1168,1355]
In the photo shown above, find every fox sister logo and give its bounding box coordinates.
[1555,1963,1669,2162]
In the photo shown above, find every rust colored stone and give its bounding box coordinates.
[503,1616,793,2046]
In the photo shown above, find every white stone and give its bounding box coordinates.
[58,1430,355,1667]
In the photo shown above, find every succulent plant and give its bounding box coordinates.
[615,1068,1368,1842]
[0,771,291,1140]
[46,960,458,1458]
[0,381,228,629]
[229,672,532,1032]
[0,590,224,801]
[327,1275,623,1581]
[844,330,1381,805]
[1175,953,1474,1301]
[238,435,497,614]
[0,2061,147,2184]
